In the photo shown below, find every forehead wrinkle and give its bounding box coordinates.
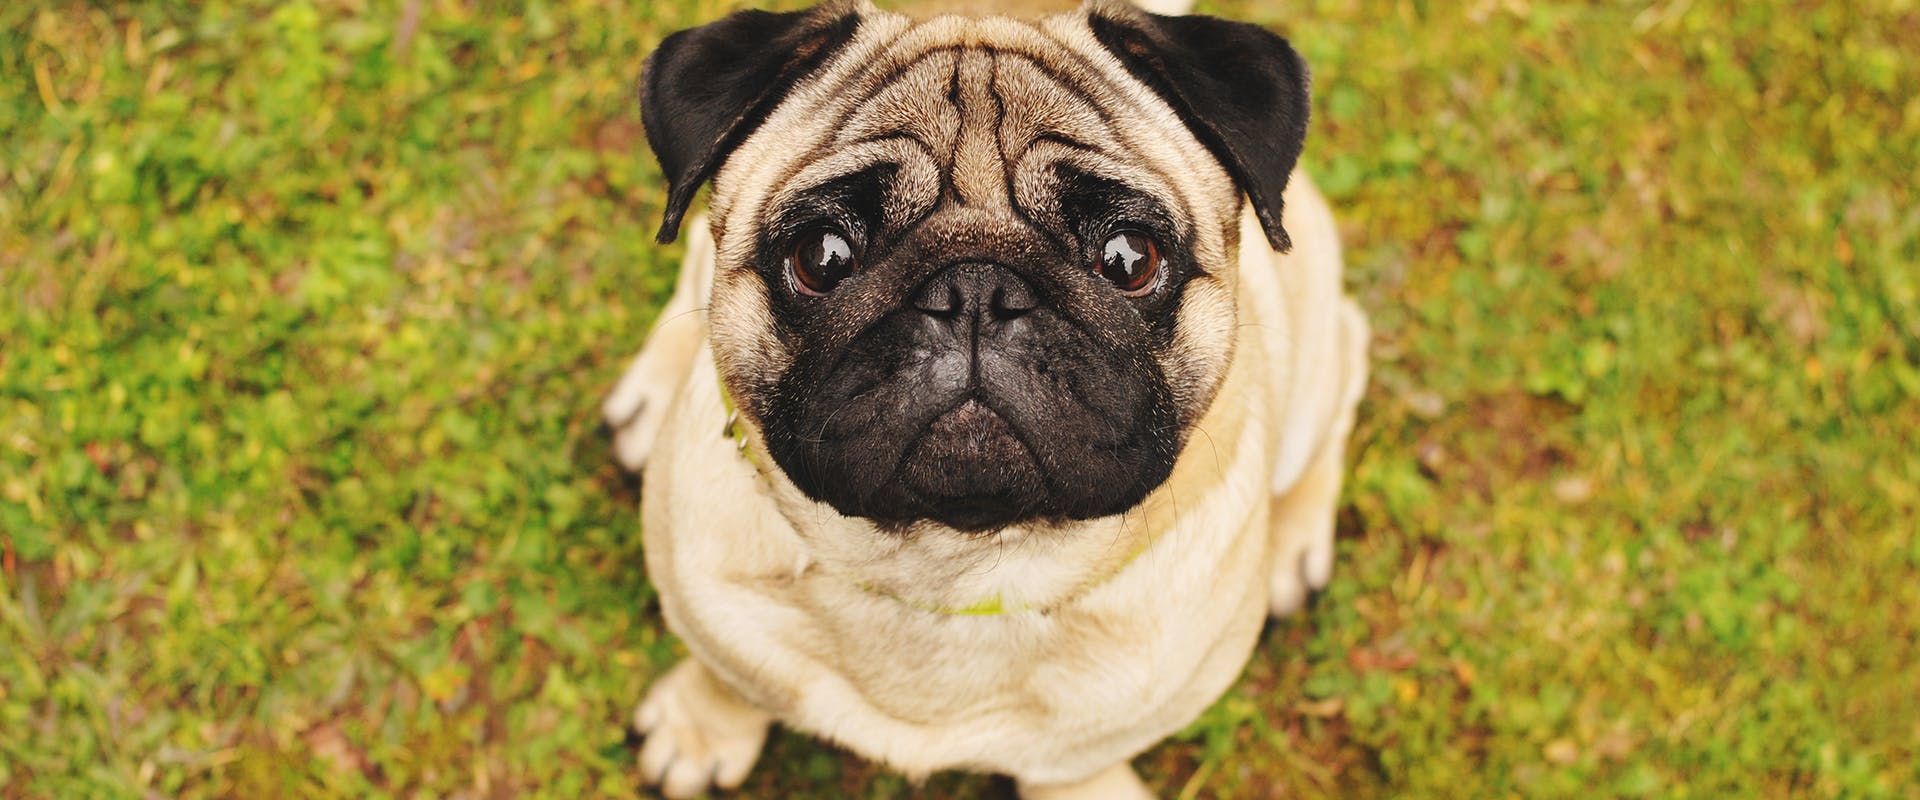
[988,50,1180,198]
[988,52,1185,238]
[995,59,1112,145]
[822,15,1152,156]
[992,52,1145,169]
[833,49,961,158]
[715,12,1152,241]
[741,14,1205,253]
[764,138,942,236]
[831,45,1175,216]
[949,48,1010,206]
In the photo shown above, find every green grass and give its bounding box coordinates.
[2,0,1915,797]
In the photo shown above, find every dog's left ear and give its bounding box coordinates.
[641,3,863,243]
[1088,5,1311,251]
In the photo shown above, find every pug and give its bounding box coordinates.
[600,0,1369,796]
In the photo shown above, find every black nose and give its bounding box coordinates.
[912,264,1038,322]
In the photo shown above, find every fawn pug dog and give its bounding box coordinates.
[601,0,1369,795]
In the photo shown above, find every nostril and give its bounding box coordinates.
[915,264,1038,321]
[989,286,1035,320]
[914,281,961,316]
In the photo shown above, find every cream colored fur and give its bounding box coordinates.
[602,2,1368,796]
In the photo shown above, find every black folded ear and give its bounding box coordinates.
[640,4,862,243]
[1088,6,1311,252]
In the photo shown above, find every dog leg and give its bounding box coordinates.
[1268,299,1369,618]
[603,220,715,472]
[634,658,774,798]
[1016,762,1155,800]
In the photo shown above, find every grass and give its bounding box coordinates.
[2,0,1915,797]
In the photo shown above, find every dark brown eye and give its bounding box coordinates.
[1097,231,1161,295]
[788,230,857,296]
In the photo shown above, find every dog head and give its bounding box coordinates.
[640,0,1310,533]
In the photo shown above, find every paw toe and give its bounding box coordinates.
[1269,566,1310,618]
[632,663,771,797]
[613,419,655,472]
[1304,538,1335,590]
[658,755,715,799]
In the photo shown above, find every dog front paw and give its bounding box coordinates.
[634,660,773,798]
[603,351,681,473]
[1017,763,1155,800]
[1267,512,1336,618]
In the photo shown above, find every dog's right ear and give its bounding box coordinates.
[641,4,862,243]
[1087,4,1310,252]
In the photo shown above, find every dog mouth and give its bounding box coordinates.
[761,297,1182,532]
[892,398,1050,530]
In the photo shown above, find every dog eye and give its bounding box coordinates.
[1097,231,1161,296]
[788,230,857,296]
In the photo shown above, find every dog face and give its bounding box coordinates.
[641,0,1311,532]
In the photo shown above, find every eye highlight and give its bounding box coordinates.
[1097,231,1161,296]
[788,229,857,296]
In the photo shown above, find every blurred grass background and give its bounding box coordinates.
[2,0,1916,797]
